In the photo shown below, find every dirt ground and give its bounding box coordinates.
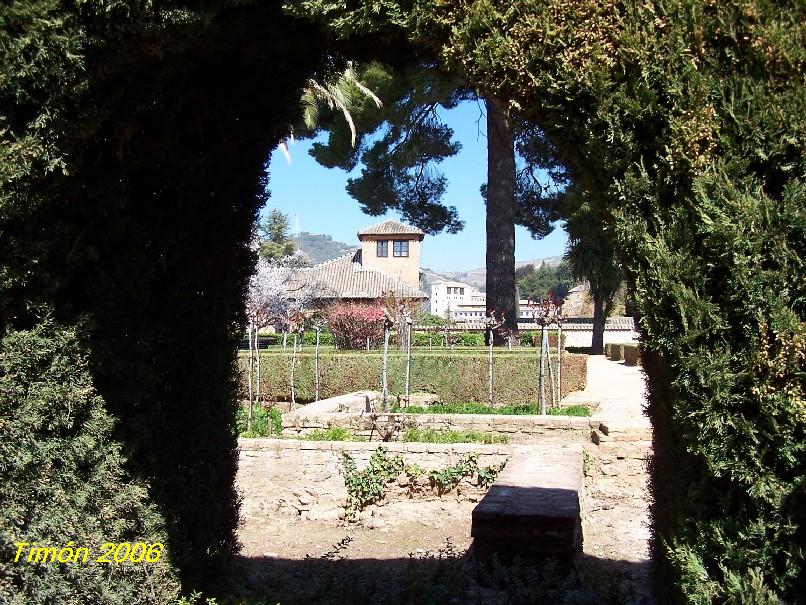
[234,440,655,604]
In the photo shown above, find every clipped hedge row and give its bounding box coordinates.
[410,330,564,348]
[246,352,586,404]
[623,344,641,366]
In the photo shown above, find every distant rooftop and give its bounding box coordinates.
[357,220,425,239]
[285,250,428,300]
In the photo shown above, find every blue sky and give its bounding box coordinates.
[264,100,568,273]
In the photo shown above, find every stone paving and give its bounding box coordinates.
[563,355,652,442]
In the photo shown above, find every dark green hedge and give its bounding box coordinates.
[247,351,586,404]
[0,322,181,604]
[0,1,325,596]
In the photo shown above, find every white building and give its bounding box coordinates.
[430,281,483,320]
[431,281,540,322]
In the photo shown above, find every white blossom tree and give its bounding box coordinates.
[244,255,317,431]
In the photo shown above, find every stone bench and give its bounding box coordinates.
[471,445,583,560]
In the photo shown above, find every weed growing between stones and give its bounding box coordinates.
[341,447,505,517]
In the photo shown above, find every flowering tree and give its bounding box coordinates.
[327,303,385,350]
[244,258,315,430]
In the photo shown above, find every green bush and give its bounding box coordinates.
[302,330,334,346]
[0,322,182,604]
[248,351,586,404]
[609,344,624,362]
[519,330,563,348]
[454,331,484,346]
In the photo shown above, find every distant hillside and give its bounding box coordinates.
[293,232,357,265]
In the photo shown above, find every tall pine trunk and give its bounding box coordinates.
[591,292,605,354]
[485,97,517,344]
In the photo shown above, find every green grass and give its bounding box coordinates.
[235,404,282,437]
[305,427,364,441]
[393,402,591,417]
[402,427,509,444]
[547,405,591,417]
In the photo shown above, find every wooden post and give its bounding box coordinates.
[405,318,413,407]
[290,333,298,408]
[539,323,547,415]
[557,322,563,402]
[381,326,390,412]
[314,326,321,402]
[247,322,254,433]
[488,332,494,408]
[547,340,556,408]
[255,326,261,405]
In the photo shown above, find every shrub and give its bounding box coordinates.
[302,330,335,346]
[519,330,563,348]
[0,322,182,604]
[454,331,484,346]
[609,344,624,361]
[327,303,385,349]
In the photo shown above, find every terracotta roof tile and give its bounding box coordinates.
[286,250,428,300]
[357,220,424,238]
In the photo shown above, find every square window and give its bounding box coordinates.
[377,240,388,257]
[393,240,409,257]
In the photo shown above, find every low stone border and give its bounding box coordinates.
[281,409,599,442]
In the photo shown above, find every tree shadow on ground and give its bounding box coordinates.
[222,547,655,605]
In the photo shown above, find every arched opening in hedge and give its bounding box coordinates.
[1,2,802,603]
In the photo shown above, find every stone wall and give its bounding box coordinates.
[237,439,511,526]
[281,405,600,443]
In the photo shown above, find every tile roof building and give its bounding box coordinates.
[286,220,428,303]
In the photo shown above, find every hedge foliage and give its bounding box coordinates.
[246,351,586,405]
[417,2,806,601]
[0,0,325,596]
[0,322,182,604]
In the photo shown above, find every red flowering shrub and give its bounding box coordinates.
[327,303,385,349]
